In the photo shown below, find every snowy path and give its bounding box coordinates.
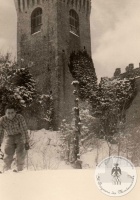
[0,129,118,171]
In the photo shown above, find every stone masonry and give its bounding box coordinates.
[14,0,92,129]
[114,63,140,135]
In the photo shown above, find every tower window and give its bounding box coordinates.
[69,9,79,35]
[31,8,42,34]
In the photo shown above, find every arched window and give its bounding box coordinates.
[31,8,42,34]
[69,9,79,35]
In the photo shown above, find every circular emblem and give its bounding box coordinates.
[95,156,137,196]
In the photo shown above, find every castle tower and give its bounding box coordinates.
[14,0,92,129]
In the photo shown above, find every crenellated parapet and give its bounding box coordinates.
[66,0,91,14]
[14,0,45,12]
[114,63,140,79]
[14,0,91,15]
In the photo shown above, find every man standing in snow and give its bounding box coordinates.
[0,105,30,172]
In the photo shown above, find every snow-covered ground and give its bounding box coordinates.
[0,129,117,171]
[0,136,138,200]
[0,130,139,200]
[28,129,118,170]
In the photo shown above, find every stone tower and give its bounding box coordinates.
[14,0,92,129]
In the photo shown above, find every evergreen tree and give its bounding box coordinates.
[95,77,136,138]
[0,57,36,115]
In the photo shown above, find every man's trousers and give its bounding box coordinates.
[3,134,26,172]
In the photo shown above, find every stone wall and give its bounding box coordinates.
[14,0,92,129]
[113,64,140,134]
[125,77,140,131]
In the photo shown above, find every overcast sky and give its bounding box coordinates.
[0,0,140,79]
